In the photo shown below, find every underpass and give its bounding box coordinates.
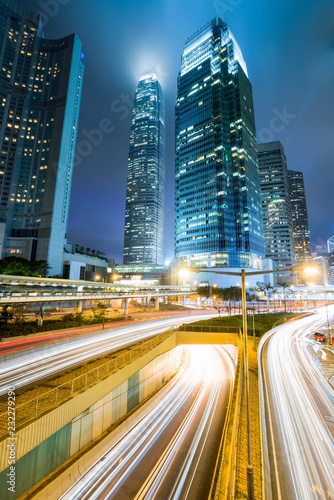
[0,321,241,500]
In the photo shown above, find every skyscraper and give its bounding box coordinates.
[174,18,264,272]
[328,236,334,254]
[288,170,312,263]
[123,73,165,265]
[0,0,84,276]
[258,141,296,282]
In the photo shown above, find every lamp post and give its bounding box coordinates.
[95,274,107,330]
[178,262,318,500]
[323,284,331,345]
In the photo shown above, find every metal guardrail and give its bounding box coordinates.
[0,327,176,438]
[212,330,243,499]
[178,324,240,333]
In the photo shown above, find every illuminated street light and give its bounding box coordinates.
[303,267,319,277]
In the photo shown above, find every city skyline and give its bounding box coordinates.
[14,0,334,264]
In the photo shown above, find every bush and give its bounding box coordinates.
[187,313,298,338]
[0,315,132,338]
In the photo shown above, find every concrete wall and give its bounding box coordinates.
[0,347,183,500]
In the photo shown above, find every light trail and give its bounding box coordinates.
[260,308,334,500]
[59,345,235,500]
[0,314,216,396]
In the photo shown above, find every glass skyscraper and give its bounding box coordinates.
[258,141,296,282]
[288,170,312,263]
[174,18,264,270]
[123,73,165,265]
[0,0,84,276]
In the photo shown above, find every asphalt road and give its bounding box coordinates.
[259,308,334,500]
[59,344,234,500]
[0,314,217,397]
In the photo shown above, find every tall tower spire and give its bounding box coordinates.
[123,74,165,265]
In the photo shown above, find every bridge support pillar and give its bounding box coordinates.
[304,299,308,310]
[76,300,83,313]
[164,296,168,304]
[124,298,129,315]
[155,297,159,311]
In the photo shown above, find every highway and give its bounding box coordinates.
[59,344,234,500]
[260,307,334,500]
[0,314,216,397]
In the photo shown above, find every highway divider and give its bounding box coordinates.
[210,329,243,499]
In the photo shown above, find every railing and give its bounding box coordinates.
[0,327,176,437]
[178,324,239,333]
[211,330,243,499]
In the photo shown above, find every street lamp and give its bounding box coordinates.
[323,284,331,344]
[178,262,319,500]
[95,274,107,330]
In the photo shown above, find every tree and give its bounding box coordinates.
[219,286,242,301]
[0,305,13,323]
[79,246,85,253]
[85,247,91,254]
[0,257,49,277]
[277,281,289,312]
[263,284,272,311]
[196,285,211,298]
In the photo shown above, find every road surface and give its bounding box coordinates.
[260,307,334,500]
[59,344,234,500]
[0,314,216,397]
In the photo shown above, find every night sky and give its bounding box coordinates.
[16,0,334,263]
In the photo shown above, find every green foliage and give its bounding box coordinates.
[0,305,13,323]
[62,312,84,325]
[187,313,298,338]
[0,256,49,277]
[13,304,26,323]
[196,285,253,301]
[158,304,189,311]
[196,285,212,297]
[0,315,132,337]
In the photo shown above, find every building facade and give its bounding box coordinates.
[258,141,296,283]
[288,170,312,263]
[327,235,334,254]
[123,74,165,265]
[174,18,264,273]
[0,0,84,276]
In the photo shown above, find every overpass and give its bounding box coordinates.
[0,274,202,312]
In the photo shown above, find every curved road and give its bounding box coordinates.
[260,308,334,500]
[0,314,216,397]
[59,344,234,500]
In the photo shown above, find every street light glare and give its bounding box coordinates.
[178,268,190,279]
[303,267,319,277]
